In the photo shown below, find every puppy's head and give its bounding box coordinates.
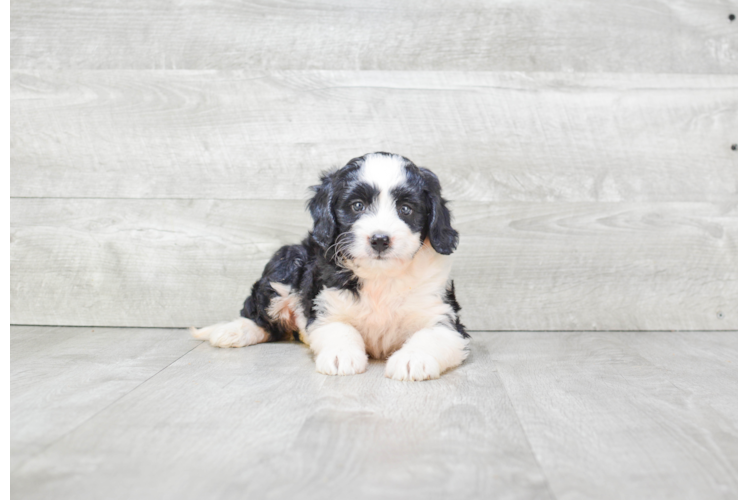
[307,152,458,269]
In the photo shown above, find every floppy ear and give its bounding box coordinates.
[421,168,459,255]
[306,172,337,248]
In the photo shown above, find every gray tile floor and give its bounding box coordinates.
[10,327,737,500]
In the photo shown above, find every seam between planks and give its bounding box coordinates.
[489,329,738,499]
[12,340,203,472]
[486,353,560,500]
[10,196,305,201]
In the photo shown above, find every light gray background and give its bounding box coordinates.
[10,1,737,331]
[10,1,738,499]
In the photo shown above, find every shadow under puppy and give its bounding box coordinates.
[191,152,469,381]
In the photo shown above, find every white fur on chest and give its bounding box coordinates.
[311,242,455,359]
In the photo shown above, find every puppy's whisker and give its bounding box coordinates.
[325,231,355,261]
[327,231,356,267]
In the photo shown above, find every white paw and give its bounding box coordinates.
[190,318,269,348]
[385,350,441,381]
[315,348,368,376]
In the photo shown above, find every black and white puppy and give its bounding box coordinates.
[191,152,469,381]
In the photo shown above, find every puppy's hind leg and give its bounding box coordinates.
[190,318,270,348]
[192,244,308,348]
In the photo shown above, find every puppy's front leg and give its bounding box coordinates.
[308,322,368,376]
[385,324,469,381]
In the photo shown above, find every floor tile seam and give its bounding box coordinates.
[481,342,561,500]
[12,340,204,472]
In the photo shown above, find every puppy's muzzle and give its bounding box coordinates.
[370,234,390,254]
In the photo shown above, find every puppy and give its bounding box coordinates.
[191,152,469,381]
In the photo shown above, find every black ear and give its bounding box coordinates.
[306,172,337,248]
[421,168,459,255]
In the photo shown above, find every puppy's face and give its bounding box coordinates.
[308,153,458,270]
[338,154,426,266]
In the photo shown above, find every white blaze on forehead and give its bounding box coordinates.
[346,153,422,267]
[358,154,407,194]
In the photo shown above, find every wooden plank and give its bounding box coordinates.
[10,70,737,202]
[486,331,737,500]
[10,0,737,73]
[454,201,737,331]
[733,7,748,75]
[10,326,200,471]
[10,198,737,330]
[10,330,554,500]
[10,330,737,499]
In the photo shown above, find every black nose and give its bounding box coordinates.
[370,234,390,253]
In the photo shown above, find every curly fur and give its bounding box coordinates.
[191,152,469,381]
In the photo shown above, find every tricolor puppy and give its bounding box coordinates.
[191,152,469,381]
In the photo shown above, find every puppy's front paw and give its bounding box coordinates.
[315,348,368,376]
[385,350,440,381]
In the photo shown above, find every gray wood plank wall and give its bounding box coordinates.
[10,0,737,73]
[10,1,738,331]
[11,71,737,201]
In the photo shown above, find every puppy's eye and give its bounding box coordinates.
[398,205,413,216]
[351,201,365,213]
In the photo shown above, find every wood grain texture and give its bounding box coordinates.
[10,70,737,202]
[10,328,737,500]
[10,328,555,500]
[10,198,736,330]
[10,0,737,73]
[10,326,200,471]
[486,331,737,500]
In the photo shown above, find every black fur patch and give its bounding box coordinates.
[444,280,470,339]
[390,184,428,235]
[240,234,360,335]
[346,182,380,208]
[240,244,308,341]
[419,168,459,255]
